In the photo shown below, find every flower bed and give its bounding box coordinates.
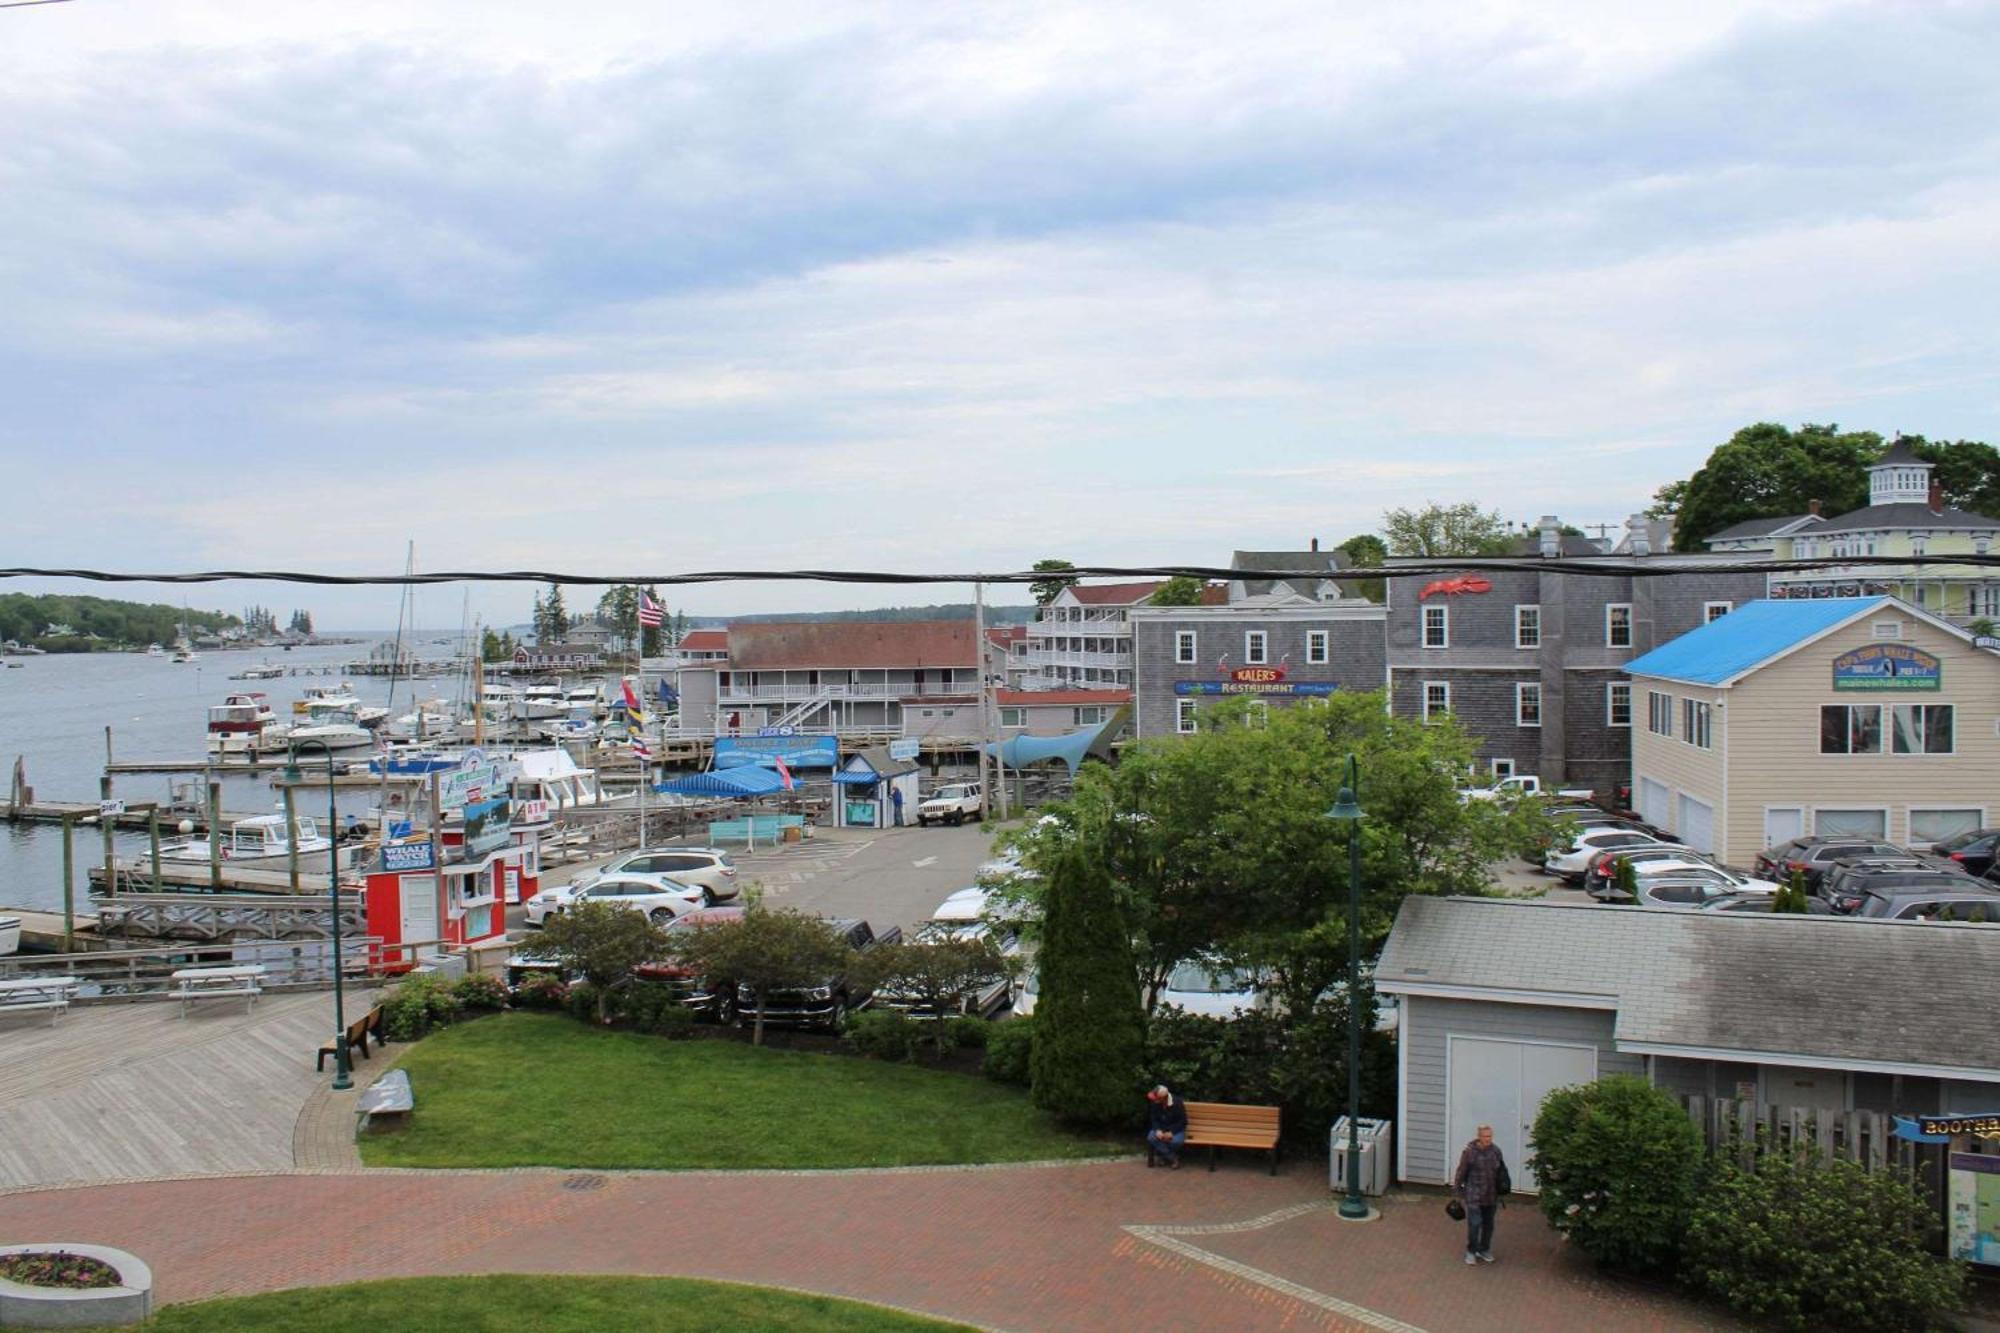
[0,1243,152,1327]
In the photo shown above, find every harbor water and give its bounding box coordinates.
[0,638,449,915]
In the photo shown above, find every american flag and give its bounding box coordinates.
[638,590,664,628]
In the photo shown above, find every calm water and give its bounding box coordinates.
[0,638,461,914]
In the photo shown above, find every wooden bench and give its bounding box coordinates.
[0,976,81,1028]
[317,1004,385,1072]
[356,1069,413,1132]
[1181,1101,1282,1175]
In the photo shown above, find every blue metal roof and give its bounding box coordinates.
[1623,597,1888,686]
[654,766,784,798]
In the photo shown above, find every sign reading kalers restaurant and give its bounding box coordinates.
[1176,665,1338,697]
[1832,643,1942,692]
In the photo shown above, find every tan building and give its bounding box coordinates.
[1624,596,2000,864]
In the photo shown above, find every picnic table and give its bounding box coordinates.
[170,963,266,1017]
[0,975,82,1026]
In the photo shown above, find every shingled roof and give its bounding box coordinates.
[1376,897,2000,1082]
[726,619,977,670]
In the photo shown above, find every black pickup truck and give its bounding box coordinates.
[735,917,902,1031]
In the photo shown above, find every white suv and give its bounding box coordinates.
[573,847,739,901]
[917,783,982,827]
[569,873,707,924]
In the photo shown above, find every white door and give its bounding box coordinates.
[1764,807,1804,850]
[1678,794,1716,855]
[1448,1037,1596,1192]
[399,873,441,958]
[1637,777,1670,828]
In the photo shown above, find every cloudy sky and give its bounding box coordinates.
[4,1,1996,627]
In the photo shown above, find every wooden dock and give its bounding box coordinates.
[0,908,110,951]
[0,800,233,832]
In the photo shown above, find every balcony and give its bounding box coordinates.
[719,681,976,703]
[1024,649,1130,672]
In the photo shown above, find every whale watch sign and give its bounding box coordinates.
[1832,644,1942,692]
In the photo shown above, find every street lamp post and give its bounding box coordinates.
[284,738,352,1091]
[1325,754,1371,1221]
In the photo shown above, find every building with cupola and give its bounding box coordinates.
[1703,439,2000,623]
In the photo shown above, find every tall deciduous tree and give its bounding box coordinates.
[1335,533,1387,603]
[1146,576,1205,606]
[850,935,1012,1053]
[1382,503,1516,557]
[1028,559,1079,606]
[517,901,670,1024]
[1667,422,1879,551]
[1030,842,1144,1126]
[670,906,854,1046]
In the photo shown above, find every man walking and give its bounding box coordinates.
[1453,1124,1508,1265]
[1144,1085,1188,1169]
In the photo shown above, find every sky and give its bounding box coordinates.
[4,0,1997,628]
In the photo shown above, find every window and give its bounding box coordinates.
[1606,682,1632,727]
[1682,698,1711,748]
[1244,630,1268,665]
[1703,601,1732,623]
[1814,808,1888,839]
[1073,706,1107,725]
[1422,605,1448,649]
[1489,757,1515,779]
[1606,603,1633,648]
[1306,629,1329,664]
[998,707,1023,728]
[1892,704,1954,755]
[1819,704,1882,755]
[1422,681,1450,720]
[1516,682,1542,727]
[1871,621,1902,641]
[1909,808,1983,846]
[1175,699,1197,734]
[1647,690,1673,736]
[1515,605,1541,649]
[1174,630,1197,664]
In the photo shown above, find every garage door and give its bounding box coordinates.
[1446,1037,1596,1192]
[1678,794,1715,855]
[1637,777,1670,828]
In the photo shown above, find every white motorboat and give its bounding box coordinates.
[511,747,628,819]
[512,683,567,721]
[146,643,166,657]
[562,684,606,720]
[286,709,376,751]
[159,813,356,873]
[297,684,386,730]
[534,717,598,744]
[170,645,197,664]
[385,699,461,742]
[293,684,361,716]
[0,914,19,956]
[205,691,283,758]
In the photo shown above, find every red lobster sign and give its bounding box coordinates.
[1419,575,1493,600]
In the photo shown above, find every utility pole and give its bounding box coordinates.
[973,583,994,822]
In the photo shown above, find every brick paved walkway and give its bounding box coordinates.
[0,1161,1735,1332]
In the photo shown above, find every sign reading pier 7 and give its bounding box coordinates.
[1832,643,1941,692]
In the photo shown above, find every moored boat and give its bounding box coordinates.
[159,813,356,873]
[205,692,283,757]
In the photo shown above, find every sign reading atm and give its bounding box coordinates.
[1833,644,1942,692]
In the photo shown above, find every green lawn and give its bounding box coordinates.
[358,1011,1124,1170]
[107,1275,969,1331]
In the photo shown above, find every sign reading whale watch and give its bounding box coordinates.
[1833,644,1942,692]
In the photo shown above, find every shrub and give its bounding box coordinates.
[984,1016,1034,1085]
[451,972,510,1011]
[513,972,568,1010]
[844,1009,919,1062]
[649,1000,696,1038]
[565,982,603,1025]
[381,973,464,1041]
[946,1015,990,1049]
[1529,1075,1703,1271]
[1682,1149,1964,1331]
[1030,843,1145,1127]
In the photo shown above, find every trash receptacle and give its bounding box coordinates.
[1329,1117,1393,1196]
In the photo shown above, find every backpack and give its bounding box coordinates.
[1495,1160,1513,1196]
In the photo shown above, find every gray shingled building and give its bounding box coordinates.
[1375,897,2000,1189]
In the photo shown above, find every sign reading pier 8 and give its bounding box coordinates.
[1832,643,1942,692]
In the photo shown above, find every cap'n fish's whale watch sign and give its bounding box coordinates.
[1833,644,1941,691]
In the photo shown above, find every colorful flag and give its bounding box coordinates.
[631,733,654,763]
[638,591,664,628]
[621,676,645,725]
[774,754,795,791]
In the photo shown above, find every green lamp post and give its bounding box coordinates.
[1325,754,1371,1220]
[283,738,351,1091]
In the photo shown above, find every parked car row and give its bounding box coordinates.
[524,845,741,926]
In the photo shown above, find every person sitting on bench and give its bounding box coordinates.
[1145,1084,1188,1170]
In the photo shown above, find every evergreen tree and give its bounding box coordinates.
[545,584,569,640]
[531,590,547,641]
[1030,841,1145,1126]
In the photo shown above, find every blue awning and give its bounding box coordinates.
[832,770,884,787]
[654,766,785,798]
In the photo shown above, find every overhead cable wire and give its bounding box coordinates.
[3,553,1999,588]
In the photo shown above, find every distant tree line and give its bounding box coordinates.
[0,594,238,651]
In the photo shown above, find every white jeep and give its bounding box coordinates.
[916,783,982,826]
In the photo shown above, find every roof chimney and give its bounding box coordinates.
[1310,536,1319,552]
[1929,483,1944,515]
[1626,514,1651,558]
[1538,515,1561,559]
[1807,498,1822,517]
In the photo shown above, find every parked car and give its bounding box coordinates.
[1461,775,1595,802]
[1545,829,1674,883]
[1590,857,1777,903]
[917,783,983,826]
[1817,855,1957,909]
[1755,837,1908,890]
[524,881,587,926]
[878,918,1020,1019]
[1622,877,1750,910]
[1701,891,1833,914]
[735,917,903,1030]
[1931,827,2000,879]
[1821,865,1985,915]
[1156,959,1265,1018]
[1851,883,2000,922]
[573,846,739,901]
[632,905,747,1021]
[570,873,708,924]
[1582,845,1718,897]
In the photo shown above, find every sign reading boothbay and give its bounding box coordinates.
[1832,644,1941,691]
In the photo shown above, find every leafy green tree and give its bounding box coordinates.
[1684,1148,1965,1330]
[1146,576,1205,607]
[1335,533,1386,602]
[669,906,853,1046]
[850,934,1012,1054]
[1530,1075,1704,1271]
[640,585,666,657]
[1382,503,1516,557]
[517,901,670,1024]
[1668,422,1879,551]
[1910,436,2000,517]
[1772,869,1810,914]
[1028,559,1079,606]
[597,585,640,654]
[1030,841,1145,1126]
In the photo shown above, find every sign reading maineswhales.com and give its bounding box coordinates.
[1832,644,1942,692]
